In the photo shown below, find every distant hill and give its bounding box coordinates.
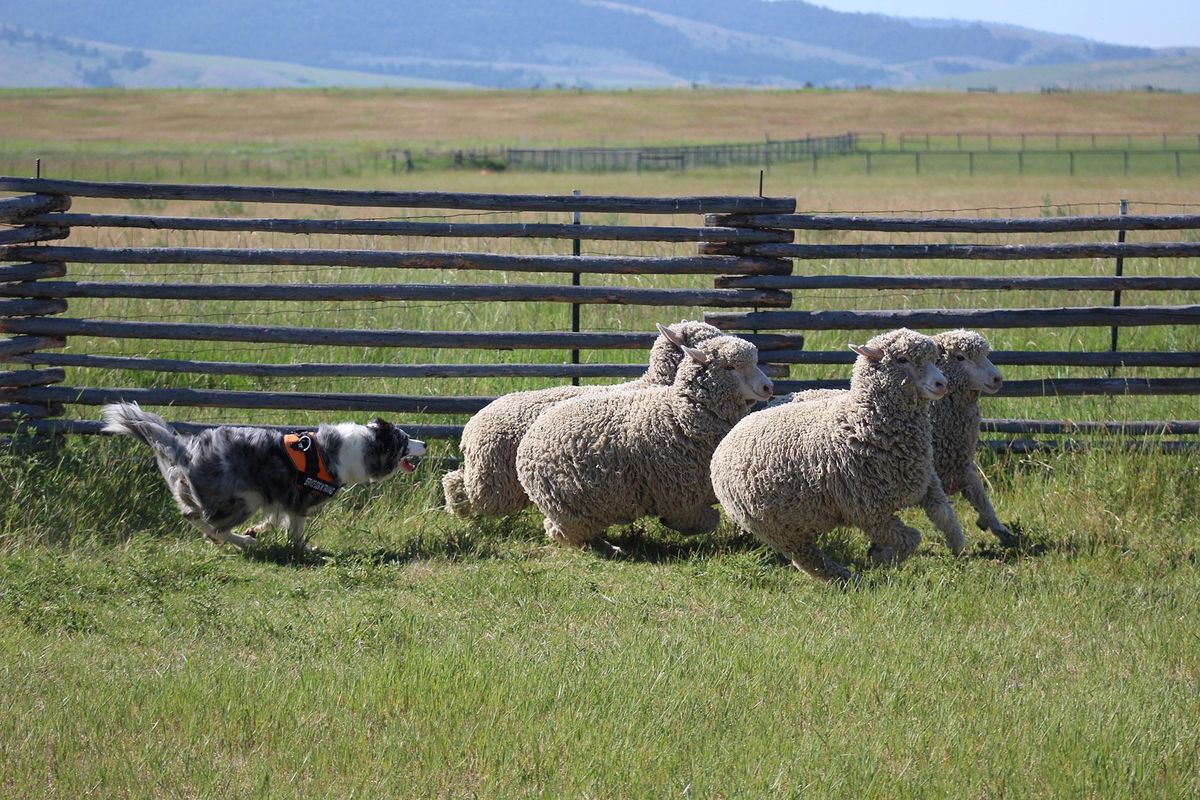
[0,0,1177,90]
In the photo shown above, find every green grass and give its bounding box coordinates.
[2,435,1199,797]
[4,151,1200,795]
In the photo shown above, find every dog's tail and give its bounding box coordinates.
[441,468,474,517]
[101,402,189,468]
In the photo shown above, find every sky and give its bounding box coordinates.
[810,0,1200,48]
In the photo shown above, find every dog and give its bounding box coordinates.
[101,402,425,550]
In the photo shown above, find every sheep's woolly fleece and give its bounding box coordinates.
[516,332,770,550]
[711,328,966,582]
[441,320,723,518]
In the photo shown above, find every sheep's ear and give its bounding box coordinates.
[656,322,688,348]
[849,343,883,361]
[682,345,711,365]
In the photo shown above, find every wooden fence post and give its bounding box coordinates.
[571,189,582,386]
[1110,199,1128,360]
[0,192,72,434]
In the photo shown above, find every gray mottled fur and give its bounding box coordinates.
[101,402,422,549]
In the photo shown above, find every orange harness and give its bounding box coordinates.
[283,433,340,497]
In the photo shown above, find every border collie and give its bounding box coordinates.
[101,402,425,549]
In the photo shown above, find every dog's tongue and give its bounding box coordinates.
[400,457,417,473]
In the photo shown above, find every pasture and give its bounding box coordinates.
[2,89,1199,798]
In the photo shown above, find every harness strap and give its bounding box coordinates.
[283,433,340,497]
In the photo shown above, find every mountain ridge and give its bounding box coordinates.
[0,0,1179,90]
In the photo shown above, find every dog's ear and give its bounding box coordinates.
[368,418,394,435]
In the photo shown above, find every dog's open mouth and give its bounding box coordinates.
[400,457,418,473]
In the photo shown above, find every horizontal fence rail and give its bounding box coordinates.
[772,378,1200,397]
[707,305,1200,331]
[761,350,1200,368]
[0,417,465,441]
[717,274,1200,292]
[3,246,791,277]
[0,280,791,308]
[0,353,789,380]
[707,242,1200,260]
[0,177,797,214]
[0,317,672,350]
[22,213,794,244]
[710,212,1200,233]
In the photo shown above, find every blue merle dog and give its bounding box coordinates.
[101,402,425,549]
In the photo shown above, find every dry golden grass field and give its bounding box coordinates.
[4,88,1200,149]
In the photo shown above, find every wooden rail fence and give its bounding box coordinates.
[2,177,1198,450]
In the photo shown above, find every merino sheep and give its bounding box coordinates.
[927,329,1015,547]
[776,329,1015,548]
[710,328,966,582]
[515,324,773,553]
[442,321,723,518]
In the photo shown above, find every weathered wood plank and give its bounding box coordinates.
[0,178,797,214]
[26,213,793,244]
[709,242,1200,260]
[706,305,1200,331]
[0,280,791,308]
[10,245,791,276]
[0,193,70,223]
[3,352,788,379]
[772,377,1200,396]
[0,262,68,283]
[0,402,61,419]
[0,417,466,440]
[716,274,1200,291]
[708,212,1200,233]
[982,439,1200,454]
[0,298,68,318]
[760,349,1200,368]
[981,419,1200,435]
[0,335,66,359]
[0,368,65,389]
[0,316,661,350]
[11,385,496,414]
[0,225,69,247]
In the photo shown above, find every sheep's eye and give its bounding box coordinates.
[896,356,909,364]
[955,354,966,361]
[724,364,736,371]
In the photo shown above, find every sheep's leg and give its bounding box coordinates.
[865,516,923,565]
[660,505,720,536]
[542,514,623,555]
[788,536,854,583]
[960,467,1017,547]
[921,478,966,555]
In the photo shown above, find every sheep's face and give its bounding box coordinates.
[850,328,946,401]
[658,325,773,407]
[934,330,1003,395]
